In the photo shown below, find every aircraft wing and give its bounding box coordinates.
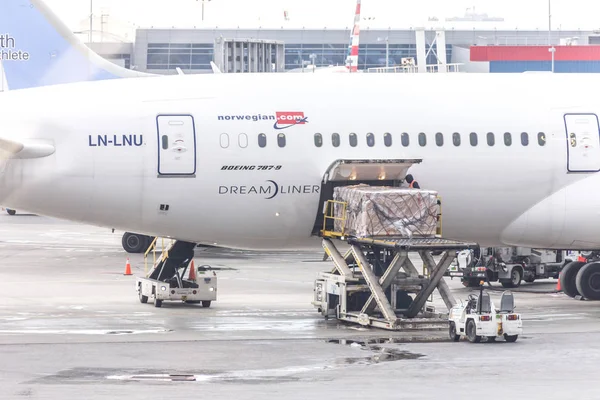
[0,137,55,159]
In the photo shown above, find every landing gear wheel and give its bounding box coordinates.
[154,298,162,308]
[466,319,481,343]
[560,261,586,298]
[449,322,460,342]
[575,262,600,300]
[122,232,146,253]
[201,301,212,308]
[501,268,522,288]
[504,334,518,342]
[6,209,15,215]
[139,292,148,304]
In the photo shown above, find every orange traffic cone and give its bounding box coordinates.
[188,260,196,281]
[556,273,562,292]
[124,258,132,276]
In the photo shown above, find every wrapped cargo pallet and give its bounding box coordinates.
[333,184,439,238]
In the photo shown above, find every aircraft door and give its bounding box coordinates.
[564,113,600,173]
[156,114,197,176]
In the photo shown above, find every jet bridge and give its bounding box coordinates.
[311,160,479,331]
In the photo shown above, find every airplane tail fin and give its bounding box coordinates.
[0,0,153,91]
[345,0,361,72]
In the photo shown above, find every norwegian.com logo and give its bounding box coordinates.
[217,111,308,130]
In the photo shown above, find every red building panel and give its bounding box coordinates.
[470,46,600,62]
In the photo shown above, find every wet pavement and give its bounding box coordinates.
[1,214,600,399]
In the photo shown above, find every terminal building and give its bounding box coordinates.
[86,26,600,74]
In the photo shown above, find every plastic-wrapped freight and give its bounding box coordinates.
[333,184,440,238]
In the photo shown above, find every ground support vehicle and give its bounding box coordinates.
[136,241,217,308]
[451,247,569,288]
[449,287,522,343]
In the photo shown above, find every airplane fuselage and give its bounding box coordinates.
[2,72,600,251]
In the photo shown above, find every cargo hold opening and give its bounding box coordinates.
[311,159,423,236]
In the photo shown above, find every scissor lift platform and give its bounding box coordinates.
[312,237,479,330]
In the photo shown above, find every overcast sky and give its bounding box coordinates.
[43,0,600,31]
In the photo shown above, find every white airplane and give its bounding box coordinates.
[3,1,600,297]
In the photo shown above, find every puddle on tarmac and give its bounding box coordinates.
[327,338,425,363]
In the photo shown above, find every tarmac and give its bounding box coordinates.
[1,213,600,399]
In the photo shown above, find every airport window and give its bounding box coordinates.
[469,132,478,146]
[238,133,248,148]
[401,132,409,147]
[418,132,427,147]
[435,132,444,147]
[314,133,323,148]
[538,132,547,146]
[521,132,529,146]
[452,132,461,146]
[366,133,375,147]
[332,133,341,147]
[277,133,286,148]
[384,132,392,147]
[161,135,168,150]
[258,133,267,148]
[487,132,495,146]
[220,133,230,148]
[349,133,358,147]
[504,132,512,146]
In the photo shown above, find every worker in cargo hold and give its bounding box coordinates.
[405,174,420,189]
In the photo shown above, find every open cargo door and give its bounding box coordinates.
[312,159,423,236]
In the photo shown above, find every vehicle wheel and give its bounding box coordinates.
[449,322,460,342]
[501,268,522,288]
[6,209,15,215]
[462,279,480,288]
[201,301,211,308]
[575,262,600,300]
[504,334,518,343]
[122,232,146,253]
[466,319,481,343]
[154,298,162,308]
[560,261,586,298]
[139,292,148,304]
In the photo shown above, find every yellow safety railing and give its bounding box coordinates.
[144,237,173,276]
[321,200,348,238]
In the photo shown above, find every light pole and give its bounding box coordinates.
[549,46,555,72]
[377,36,389,68]
[89,0,93,43]
[196,0,212,21]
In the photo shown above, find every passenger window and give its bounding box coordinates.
[469,132,478,146]
[258,133,267,148]
[314,133,323,147]
[538,132,547,146]
[487,132,495,146]
[452,132,461,146]
[277,133,286,148]
[569,132,576,147]
[435,132,444,147]
[520,132,529,146]
[401,132,409,147]
[220,133,230,148]
[504,132,512,146]
[366,133,375,147]
[238,133,248,148]
[332,133,341,147]
[384,132,392,147]
[418,132,427,147]
[161,135,168,150]
[349,133,358,147]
